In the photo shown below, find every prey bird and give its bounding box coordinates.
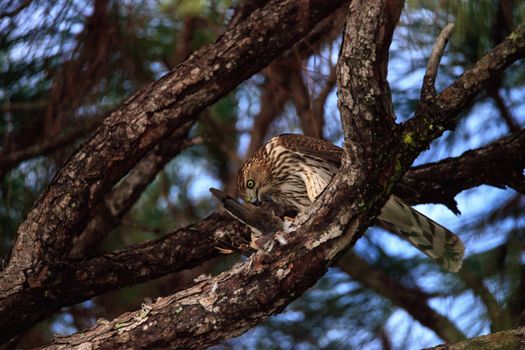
[236,134,464,272]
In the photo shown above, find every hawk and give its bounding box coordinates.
[236,134,464,272]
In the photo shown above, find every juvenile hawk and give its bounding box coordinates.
[237,134,464,272]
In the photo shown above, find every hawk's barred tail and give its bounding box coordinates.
[377,195,465,272]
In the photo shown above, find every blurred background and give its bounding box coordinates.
[1,0,525,348]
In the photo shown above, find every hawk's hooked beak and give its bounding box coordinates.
[251,189,262,206]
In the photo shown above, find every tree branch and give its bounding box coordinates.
[65,214,237,307]
[38,2,525,348]
[36,0,407,348]
[0,0,348,343]
[3,123,514,345]
[3,1,525,348]
[403,24,525,162]
[425,327,525,350]
[9,131,522,344]
[421,23,455,101]
[3,121,521,345]
[400,129,525,212]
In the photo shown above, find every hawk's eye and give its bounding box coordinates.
[246,179,255,189]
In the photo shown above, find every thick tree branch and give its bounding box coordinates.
[38,2,525,348]
[400,129,525,212]
[4,125,514,345]
[425,327,525,350]
[3,1,524,348]
[8,129,520,344]
[4,123,521,345]
[0,0,348,342]
[65,214,239,307]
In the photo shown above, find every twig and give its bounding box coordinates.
[421,23,455,101]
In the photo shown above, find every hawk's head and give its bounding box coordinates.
[236,151,272,205]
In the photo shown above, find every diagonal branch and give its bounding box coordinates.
[62,214,238,308]
[421,23,455,101]
[0,0,348,343]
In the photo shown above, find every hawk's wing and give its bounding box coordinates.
[277,134,343,168]
[277,134,419,201]
[277,134,341,201]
